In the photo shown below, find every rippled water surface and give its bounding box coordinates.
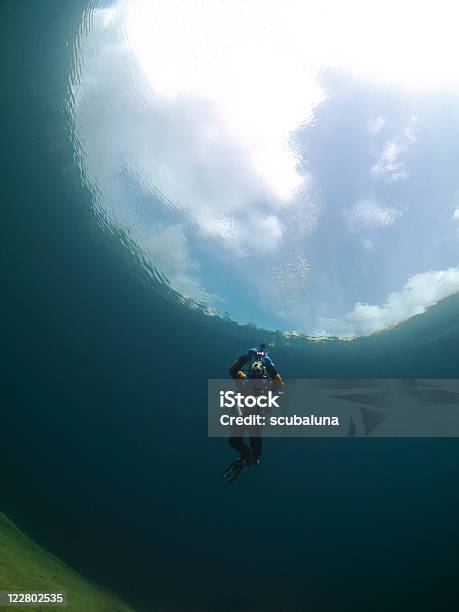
[71,0,459,336]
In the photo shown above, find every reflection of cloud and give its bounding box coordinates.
[257,214,283,244]
[124,1,327,201]
[73,8,317,243]
[319,266,459,336]
[71,14,222,307]
[453,207,459,238]
[72,7,320,315]
[362,238,375,252]
[372,141,409,182]
[133,222,213,303]
[368,116,386,134]
[345,197,402,230]
[371,117,417,182]
[72,3,459,336]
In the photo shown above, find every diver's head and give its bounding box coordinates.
[249,360,265,378]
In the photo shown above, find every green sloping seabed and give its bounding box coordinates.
[0,513,134,612]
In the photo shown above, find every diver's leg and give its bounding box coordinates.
[248,426,262,461]
[229,425,251,460]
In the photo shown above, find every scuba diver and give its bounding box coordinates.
[221,344,284,484]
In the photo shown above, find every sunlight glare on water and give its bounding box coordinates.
[70,0,459,337]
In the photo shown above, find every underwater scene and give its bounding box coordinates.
[2,1,459,610]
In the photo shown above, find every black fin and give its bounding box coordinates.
[221,459,246,484]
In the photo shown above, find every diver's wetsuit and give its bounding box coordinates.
[228,348,283,462]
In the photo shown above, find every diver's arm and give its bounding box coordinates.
[228,359,242,379]
[263,354,284,388]
[263,354,280,379]
[269,369,284,389]
[228,353,251,379]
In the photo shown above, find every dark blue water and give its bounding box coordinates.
[2,2,459,611]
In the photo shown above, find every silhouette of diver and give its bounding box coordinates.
[221,344,284,483]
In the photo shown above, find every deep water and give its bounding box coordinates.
[2,2,459,611]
